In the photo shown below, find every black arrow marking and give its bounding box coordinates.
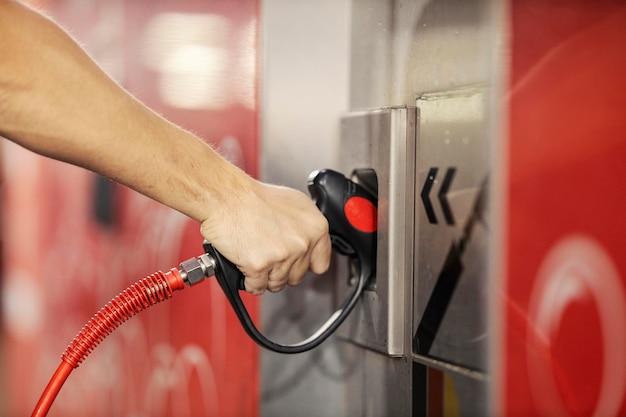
[413,176,488,356]
[421,167,438,224]
[413,241,463,355]
[438,168,456,226]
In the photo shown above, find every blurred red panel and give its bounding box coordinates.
[2,1,259,416]
[502,2,626,416]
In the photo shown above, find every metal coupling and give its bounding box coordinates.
[179,253,216,286]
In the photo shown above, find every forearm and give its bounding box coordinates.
[0,0,331,293]
[0,0,250,223]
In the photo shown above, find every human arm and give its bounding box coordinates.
[0,0,331,293]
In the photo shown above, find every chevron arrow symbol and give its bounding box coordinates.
[420,167,456,226]
[420,167,439,224]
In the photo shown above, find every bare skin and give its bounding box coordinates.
[0,0,331,294]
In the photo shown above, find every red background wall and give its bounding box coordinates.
[502,1,626,416]
[2,1,260,415]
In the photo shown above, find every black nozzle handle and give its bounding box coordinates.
[204,169,377,354]
[204,242,369,354]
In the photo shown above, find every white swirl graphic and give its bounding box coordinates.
[527,235,626,417]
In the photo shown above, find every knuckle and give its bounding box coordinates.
[274,246,291,262]
[246,255,269,275]
[291,234,309,253]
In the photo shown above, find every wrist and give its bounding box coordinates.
[192,146,258,224]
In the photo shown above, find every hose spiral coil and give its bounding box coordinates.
[62,269,182,369]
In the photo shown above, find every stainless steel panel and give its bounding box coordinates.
[261,0,504,414]
[345,349,412,417]
[413,86,490,373]
[337,106,416,356]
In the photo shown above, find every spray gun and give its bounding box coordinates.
[32,169,377,416]
[205,168,377,353]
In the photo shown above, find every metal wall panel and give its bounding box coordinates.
[261,0,503,415]
[259,1,351,416]
[336,106,416,357]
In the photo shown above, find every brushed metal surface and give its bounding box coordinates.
[413,86,490,373]
[337,106,416,357]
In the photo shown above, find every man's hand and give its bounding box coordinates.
[200,178,331,294]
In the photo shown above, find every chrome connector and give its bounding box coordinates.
[198,253,216,278]
[179,253,216,286]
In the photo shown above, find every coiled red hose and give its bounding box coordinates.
[31,268,186,417]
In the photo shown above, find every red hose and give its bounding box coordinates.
[31,268,186,417]
[31,362,72,417]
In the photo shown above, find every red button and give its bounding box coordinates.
[344,196,377,233]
